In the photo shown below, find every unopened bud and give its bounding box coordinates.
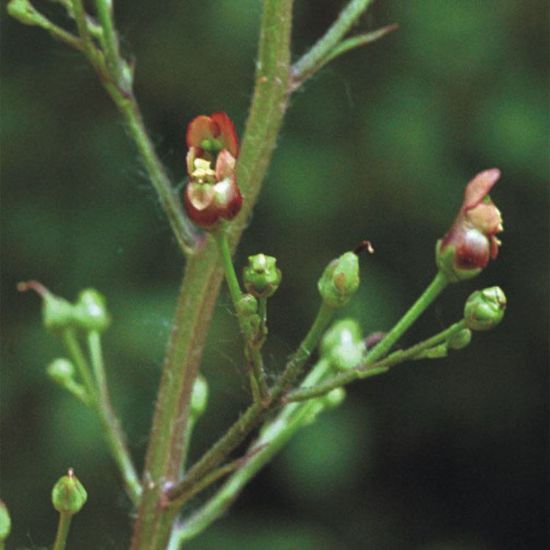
[74,289,111,332]
[447,328,472,350]
[243,254,282,299]
[190,375,209,420]
[321,319,365,371]
[7,0,50,27]
[318,252,359,309]
[464,287,506,331]
[18,281,76,332]
[0,500,11,543]
[47,358,76,384]
[321,387,346,409]
[51,469,87,515]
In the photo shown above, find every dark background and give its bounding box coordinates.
[2,1,548,548]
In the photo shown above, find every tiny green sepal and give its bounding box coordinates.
[321,319,365,370]
[0,500,11,543]
[17,281,76,333]
[447,328,472,350]
[243,254,282,299]
[74,289,111,333]
[51,469,88,515]
[464,287,507,331]
[190,375,209,420]
[318,251,360,308]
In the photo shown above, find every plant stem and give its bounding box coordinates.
[94,0,124,86]
[87,331,141,504]
[131,1,293,547]
[214,228,269,403]
[62,330,96,400]
[53,512,72,550]
[270,302,336,401]
[166,300,335,508]
[286,320,467,402]
[173,359,333,545]
[366,271,449,363]
[291,0,373,88]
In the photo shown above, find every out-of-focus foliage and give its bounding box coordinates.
[2,1,548,548]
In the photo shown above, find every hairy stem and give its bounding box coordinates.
[131,2,293,547]
[173,358,333,545]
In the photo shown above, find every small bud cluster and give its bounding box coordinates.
[18,282,110,334]
[183,113,242,229]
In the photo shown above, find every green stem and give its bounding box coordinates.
[286,320,466,402]
[94,0,124,86]
[213,229,243,305]
[70,0,96,60]
[166,300,335,508]
[291,0,374,88]
[173,359,333,545]
[214,228,269,403]
[131,2,293,547]
[270,302,336,401]
[87,332,141,505]
[115,97,198,255]
[53,512,72,550]
[366,271,449,363]
[62,330,96,400]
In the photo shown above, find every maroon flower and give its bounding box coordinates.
[184,113,242,229]
[436,169,503,281]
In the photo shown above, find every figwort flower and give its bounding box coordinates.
[184,113,242,229]
[436,169,503,281]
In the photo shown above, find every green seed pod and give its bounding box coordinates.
[321,319,365,371]
[190,375,209,420]
[0,500,11,543]
[447,328,472,350]
[464,287,506,331]
[51,469,87,515]
[318,252,360,309]
[74,289,111,332]
[243,254,282,299]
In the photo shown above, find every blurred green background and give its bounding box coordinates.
[2,1,548,548]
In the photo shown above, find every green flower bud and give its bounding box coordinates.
[321,319,365,371]
[74,289,111,332]
[51,469,87,515]
[318,252,360,308]
[464,287,506,331]
[18,281,76,332]
[243,254,282,299]
[7,0,50,27]
[321,387,346,409]
[0,500,11,543]
[190,375,209,420]
[447,328,472,350]
[47,358,76,384]
[47,358,89,404]
[236,294,258,317]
